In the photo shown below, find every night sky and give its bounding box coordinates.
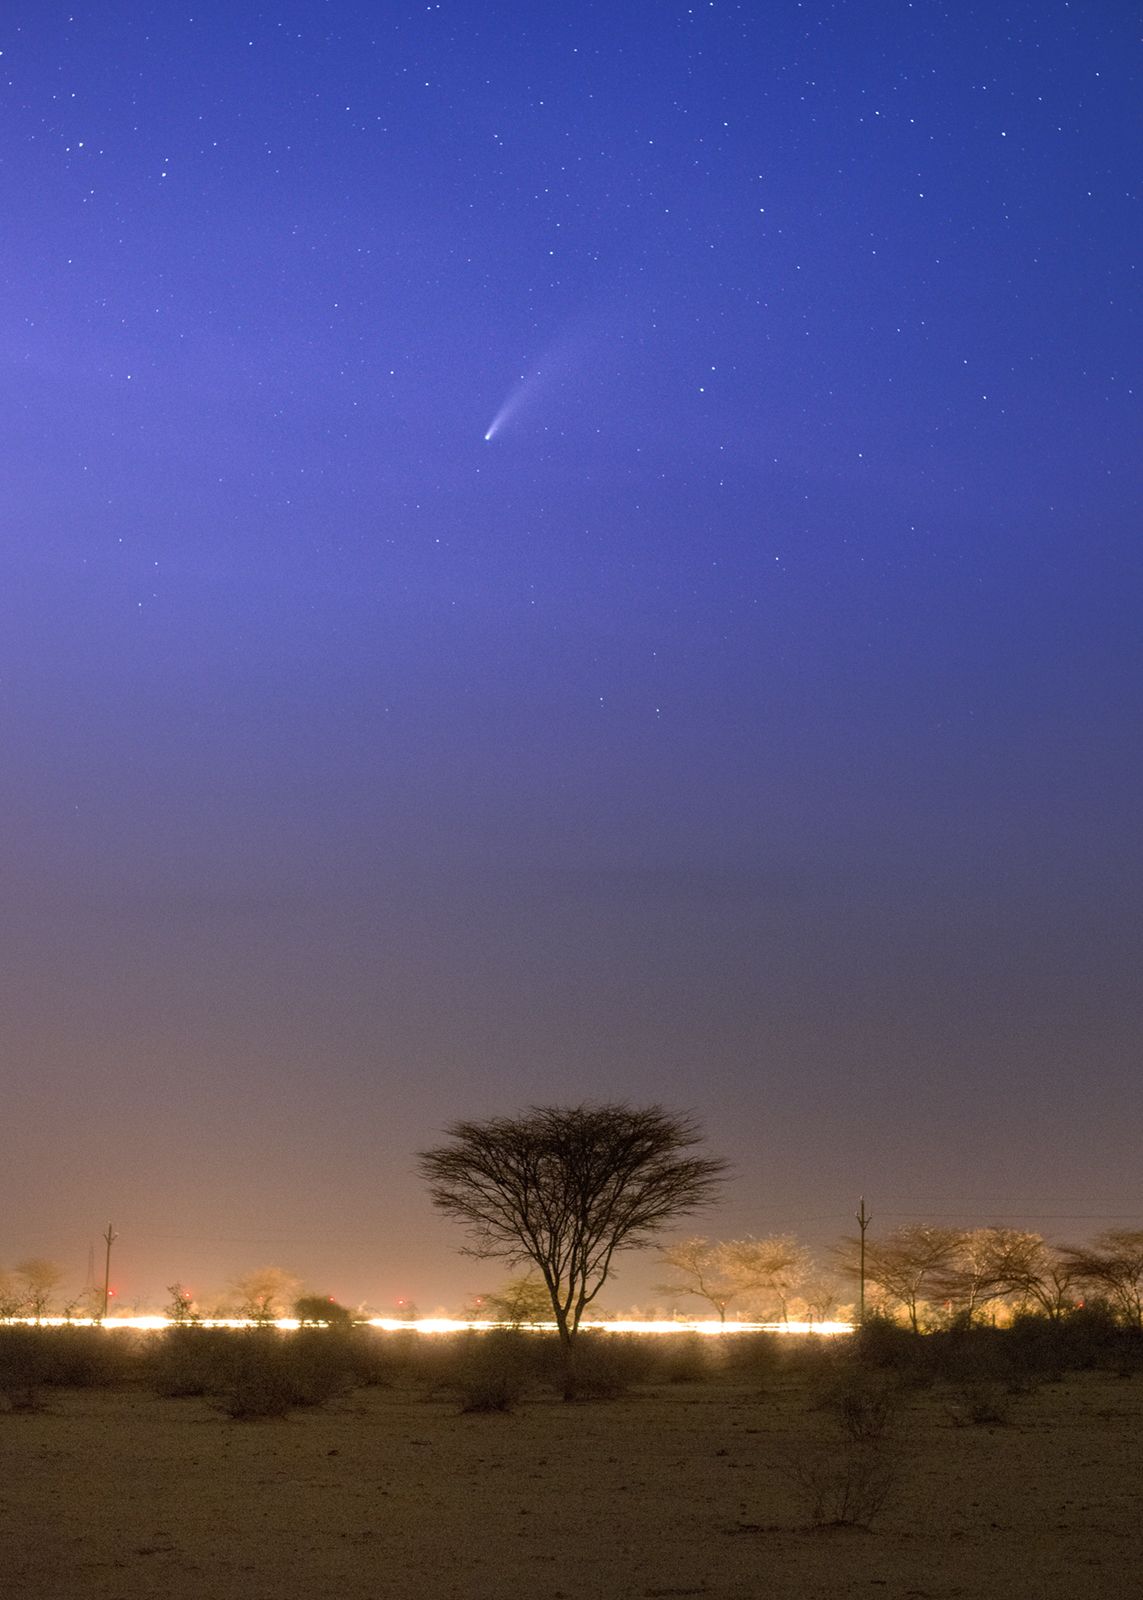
[3,2,1139,1314]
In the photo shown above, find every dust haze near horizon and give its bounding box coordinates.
[2,2,1139,1313]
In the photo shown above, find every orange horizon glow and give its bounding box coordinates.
[3,1314,854,1336]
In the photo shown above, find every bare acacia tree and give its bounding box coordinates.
[727,1234,814,1322]
[797,1272,844,1327]
[1006,1243,1080,1322]
[231,1266,302,1323]
[658,1233,815,1323]
[0,1269,26,1321]
[14,1259,64,1324]
[1059,1230,1143,1328]
[657,1237,743,1322]
[839,1226,963,1332]
[419,1103,726,1347]
[476,1273,554,1328]
[934,1228,1052,1325]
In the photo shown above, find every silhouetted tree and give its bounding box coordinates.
[840,1226,963,1332]
[0,1269,26,1321]
[232,1266,301,1323]
[14,1258,63,1323]
[657,1238,743,1322]
[419,1103,726,1348]
[796,1272,845,1327]
[658,1234,815,1322]
[1059,1230,1143,1328]
[293,1294,354,1328]
[478,1274,554,1327]
[728,1234,814,1321]
[1006,1242,1080,1322]
[164,1283,200,1324]
[934,1228,1051,1325]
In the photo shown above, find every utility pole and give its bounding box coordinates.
[100,1223,118,1322]
[856,1197,871,1326]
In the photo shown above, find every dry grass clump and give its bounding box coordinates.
[782,1441,902,1529]
[830,1372,903,1443]
[774,1356,908,1529]
[942,1380,1011,1427]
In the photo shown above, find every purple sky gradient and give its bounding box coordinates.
[2,1,1139,1313]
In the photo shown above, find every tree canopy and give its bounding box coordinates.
[419,1102,727,1345]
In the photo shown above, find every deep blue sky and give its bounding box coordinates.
[2,1,1139,1312]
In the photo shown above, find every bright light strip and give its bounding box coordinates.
[5,1315,852,1336]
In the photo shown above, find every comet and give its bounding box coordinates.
[481,317,612,442]
[482,370,540,442]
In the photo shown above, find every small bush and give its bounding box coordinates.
[1059,1305,1134,1372]
[559,1333,657,1400]
[718,1331,781,1386]
[285,1330,357,1406]
[455,1338,532,1414]
[943,1380,1011,1428]
[851,1316,929,1379]
[653,1332,714,1384]
[216,1333,299,1419]
[782,1442,900,1529]
[337,1330,404,1388]
[149,1327,233,1398]
[151,1328,357,1417]
[43,1327,141,1387]
[220,1363,298,1419]
[829,1373,902,1443]
[0,1326,144,1399]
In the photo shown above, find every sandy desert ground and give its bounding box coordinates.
[2,1365,1142,1599]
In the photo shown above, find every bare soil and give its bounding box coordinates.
[2,1370,1141,1598]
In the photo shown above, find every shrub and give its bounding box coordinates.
[151,1327,355,1414]
[560,1333,656,1401]
[653,1332,714,1384]
[851,1315,928,1376]
[216,1333,301,1419]
[386,1330,473,1395]
[0,1329,46,1413]
[42,1328,140,1387]
[148,1327,233,1397]
[718,1331,781,1386]
[285,1329,357,1406]
[220,1358,298,1419]
[164,1284,199,1324]
[455,1337,533,1413]
[1058,1304,1127,1370]
[826,1371,902,1443]
[943,1380,1011,1427]
[0,1326,143,1398]
[1002,1313,1064,1382]
[782,1442,900,1529]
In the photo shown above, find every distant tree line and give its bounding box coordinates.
[846,1224,1143,1331]
[5,1222,1142,1333]
[656,1224,1143,1332]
